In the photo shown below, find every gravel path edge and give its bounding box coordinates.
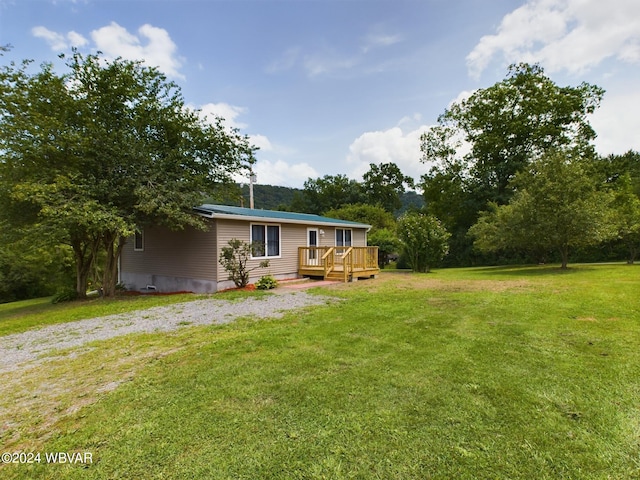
[0,291,339,375]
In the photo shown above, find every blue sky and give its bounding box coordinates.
[1,0,639,188]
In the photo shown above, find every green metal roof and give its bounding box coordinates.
[194,204,370,228]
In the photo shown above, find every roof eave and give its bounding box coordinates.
[195,209,370,230]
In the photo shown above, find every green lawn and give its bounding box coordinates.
[1,264,639,479]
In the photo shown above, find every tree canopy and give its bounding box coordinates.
[323,204,396,233]
[292,163,416,215]
[422,63,604,204]
[291,174,364,215]
[361,162,414,213]
[469,151,615,268]
[0,51,255,297]
[397,212,450,273]
[420,63,605,265]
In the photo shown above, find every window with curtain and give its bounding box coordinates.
[251,224,280,258]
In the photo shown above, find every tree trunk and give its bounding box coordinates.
[103,233,127,297]
[75,259,91,299]
[560,246,569,269]
[71,232,100,299]
[627,244,637,265]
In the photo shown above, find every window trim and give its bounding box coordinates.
[335,228,353,248]
[250,223,281,259]
[134,229,144,251]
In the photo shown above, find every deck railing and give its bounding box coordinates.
[321,247,335,279]
[298,246,379,281]
[342,247,353,283]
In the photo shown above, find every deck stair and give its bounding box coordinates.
[298,246,379,283]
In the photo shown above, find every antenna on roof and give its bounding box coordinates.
[249,171,257,209]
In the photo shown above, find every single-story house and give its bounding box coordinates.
[119,204,380,293]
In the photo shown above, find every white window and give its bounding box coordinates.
[336,228,352,247]
[134,229,144,251]
[251,224,280,258]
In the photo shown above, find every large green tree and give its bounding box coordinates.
[292,162,414,215]
[420,63,604,265]
[0,51,255,297]
[291,174,364,214]
[361,162,414,213]
[469,151,615,269]
[323,203,396,232]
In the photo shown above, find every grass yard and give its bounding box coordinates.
[1,264,639,479]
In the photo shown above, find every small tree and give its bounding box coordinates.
[218,239,270,288]
[611,174,640,264]
[469,151,615,268]
[397,212,450,273]
[368,228,400,268]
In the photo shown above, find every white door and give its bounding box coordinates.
[307,228,319,265]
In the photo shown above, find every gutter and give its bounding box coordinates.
[194,210,371,231]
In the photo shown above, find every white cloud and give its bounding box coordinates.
[33,22,184,79]
[361,33,403,53]
[66,31,88,47]
[449,90,475,108]
[32,27,67,51]
[346,123,431,183]
[253,159,318,188]
[196,102,248,130]
[467,0,640,77]
[32,26,88,50]
[266,46,301,74]
[591,85,640,155]
[268,29,402,78]
[302,50,358,78]
[267,45,358,77]
[249,134,273,152]
[91,22,185,80]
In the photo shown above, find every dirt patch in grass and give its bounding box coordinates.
[0,335,193,452]
[325,272,533,294]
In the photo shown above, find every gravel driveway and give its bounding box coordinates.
[0,291,337,375]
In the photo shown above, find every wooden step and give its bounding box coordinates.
[324,272,349,282]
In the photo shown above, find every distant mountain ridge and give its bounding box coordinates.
[213,183,424,215]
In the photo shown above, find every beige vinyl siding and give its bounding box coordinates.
[215,219,306,280]
[120,222,218,281]
[353,228,366,246]
[319,228,334,248]
[120,218,370,291]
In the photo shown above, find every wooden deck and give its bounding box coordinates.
[298,246,380,282]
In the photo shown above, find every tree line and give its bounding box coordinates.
[1,50,638,302]
[265,63,639,272]
[420,63,639,268]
